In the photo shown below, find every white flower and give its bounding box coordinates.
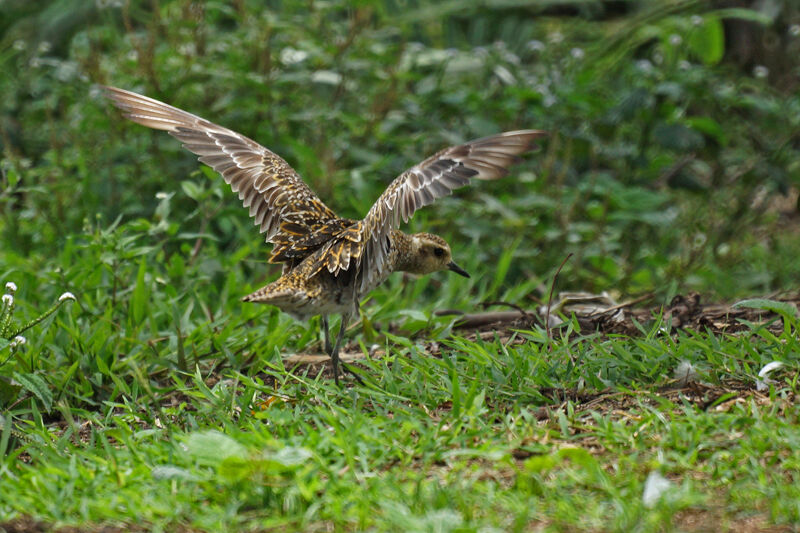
[570,47,584,60]
[635,59,653,73]
[678,60,691,71]
[692,233,707,248]
[178,43,196,56]
[526,40,545,52]
[38,41,52,54]
[789,25,800,37]
[643,471,673,508]
[9,336,25,350]
[669,34,682,46]
[753,65,769,79]
[311,70,342,85]
[691,15,703,26]
[280,47,309,65]
[5,282,17,293]
[1,294,13,306]
[155,192,169,200]
[13,40,26,51]
[59,292,76,302]
[548,32,564,44]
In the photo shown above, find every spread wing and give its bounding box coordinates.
[313,130,547,291]
[103,86,341,264]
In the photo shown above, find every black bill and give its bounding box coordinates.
[447,261,470,278]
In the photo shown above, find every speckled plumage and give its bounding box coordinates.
[104,86,546,384]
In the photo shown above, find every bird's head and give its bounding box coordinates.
[406,233,470,278]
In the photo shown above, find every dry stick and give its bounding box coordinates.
[481,300,533,319]
[587,292,655,318]
[545,253,573,348]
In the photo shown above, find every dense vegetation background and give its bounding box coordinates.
[1,0,799,531]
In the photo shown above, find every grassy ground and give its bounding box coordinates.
[2,1,800,531]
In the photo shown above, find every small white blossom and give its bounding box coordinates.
[311,70,342,85]
[5,282,17,293]
[635,59,653,73]
[548,31,564,44]
[280,47,309,65]
[692,233,707,248]
[13,40,26,51]
[789,25,800,37]
[155,192,169,200]
[643,471,674,508]
[526,40,545,52]
[126,49,139,61]
[753,65,769,79]
[38,41,52,54]
[669,34,682,46]
[12,336,26,346]
[678,60,692,70]
[2,294,13,306]
[691,15,703,26]
[30,57,41,68]
[59,292,76,302]
[570,47,584,60]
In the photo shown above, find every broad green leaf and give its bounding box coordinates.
[13,372,53,412]
[180,180,204,201]
[653,123,705,152]
[130,257,149,326]
[219,456,251,482]
[269,446,313,467]
[688,16,725,65]
[184,430,248,466]
[713,8,773,25]
[733,299,798,318]
[151,465,197,481]
[685,117,727,146]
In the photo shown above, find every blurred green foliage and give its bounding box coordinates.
[1,0,799,300]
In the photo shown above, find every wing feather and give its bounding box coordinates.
[103,86,341,262]
[347,130,547,290]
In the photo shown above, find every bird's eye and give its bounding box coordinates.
[433,247,445,257]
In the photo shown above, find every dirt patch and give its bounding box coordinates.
[673,508,794,533]
[445,291,800,337]
[0,516,172,533]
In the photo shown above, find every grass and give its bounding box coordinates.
[1,235,799,531]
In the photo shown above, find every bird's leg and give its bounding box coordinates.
[330,312,364,386]
[330,313,349,386]
[321,315,332,355]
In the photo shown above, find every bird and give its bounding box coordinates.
[103,86,546,384]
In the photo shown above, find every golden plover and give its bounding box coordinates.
[104,86,546,384]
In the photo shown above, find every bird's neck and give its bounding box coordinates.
[391,231,423,274]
